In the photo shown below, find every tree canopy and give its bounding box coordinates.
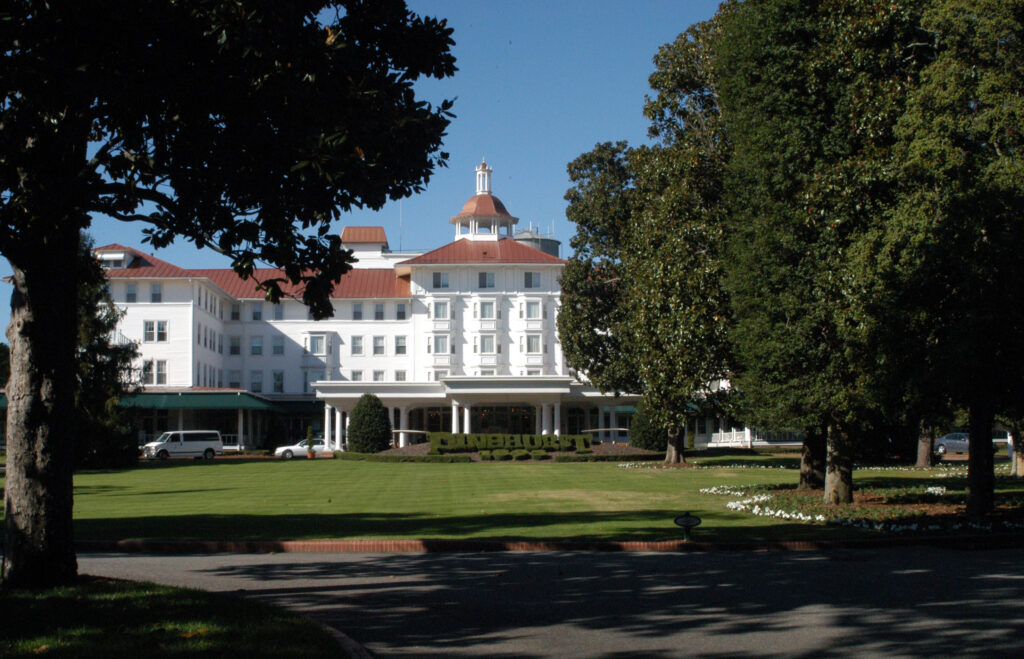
[1,0,456,587]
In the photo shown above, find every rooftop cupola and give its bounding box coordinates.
[451,159,518,242]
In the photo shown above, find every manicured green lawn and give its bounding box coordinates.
[59,457,895,543]
[0,576,343,658]
[3,455,1021,544]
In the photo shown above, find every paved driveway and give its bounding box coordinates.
[81,547,1024,657]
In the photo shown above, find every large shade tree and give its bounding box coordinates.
[1,0,455,587]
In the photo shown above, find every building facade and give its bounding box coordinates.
[100,161,641,449]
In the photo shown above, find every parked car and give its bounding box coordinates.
[935,431,1005,455]
[274,438,328,459]
[143,430,224,460]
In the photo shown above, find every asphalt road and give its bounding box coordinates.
[81,547,1024,657]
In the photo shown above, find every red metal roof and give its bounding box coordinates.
[340,226,389,247]
[398,237,566,266]
[454,193,512,218]
[95,244,410,299]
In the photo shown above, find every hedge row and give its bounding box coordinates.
[479,449,550,461]
[334,451,472,463]
[429,432,592,455]
[553,453,663,463]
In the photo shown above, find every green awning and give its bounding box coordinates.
[117,392,281,411]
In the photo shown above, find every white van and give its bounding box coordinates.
[143,430,224,460]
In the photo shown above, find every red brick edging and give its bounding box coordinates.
[76,532,1024,554]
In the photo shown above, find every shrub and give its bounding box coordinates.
[554,453,663,462]
[479,450,493,461]
[531,449,549,460]
[628,400,668,452]
[511,449,530,461]
[492,449,511,461]
[346,393,392,453]
[334,451,471,463]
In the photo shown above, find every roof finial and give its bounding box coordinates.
[475,159,492,195]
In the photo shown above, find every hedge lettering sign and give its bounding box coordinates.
[429,433,592,455]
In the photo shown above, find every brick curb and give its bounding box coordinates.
[76,532,1024,554]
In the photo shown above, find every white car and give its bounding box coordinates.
[274,438,328,459]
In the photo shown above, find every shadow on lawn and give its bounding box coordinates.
[194,547,1024,657]
[73,510,832,544]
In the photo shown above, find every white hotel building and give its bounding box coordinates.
[99,162,647,449]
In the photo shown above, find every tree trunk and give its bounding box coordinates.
[1014,432,1024,478]
[915,423,935,468]
[3,230,81,588]
[823,422,853,504]
[966,402,995,519]
[798,428,825,490]
[664,425,686,465]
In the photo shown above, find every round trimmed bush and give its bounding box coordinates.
[346,393,392,453]
[531,449,549,460]
[479,450,493,461]
[493,449,511,461]
[628,401,668,452]
[511,449,530,460]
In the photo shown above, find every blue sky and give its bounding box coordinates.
[0,0,721,338]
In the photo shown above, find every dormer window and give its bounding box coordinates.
[98,251,128,269]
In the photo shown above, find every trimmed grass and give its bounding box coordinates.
[3,455,1023,543]
[0,576,343,658]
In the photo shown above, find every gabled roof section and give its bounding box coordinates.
[94,244,191,278]
[341,226,389,248]
[397,237,567,266]
[192,267,410,300]
[96,244,410,300]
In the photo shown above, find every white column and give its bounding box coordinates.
[344,412,350,444]
[542,404,551,435]
[246,409,253,448]
[399,406,409,447]
[553,402,561,436]
[177,409,184,431]
[451,400,460,433]
[609,406,617,443]
[237,408,244,448]
[324,403,332,449]
[598,405,605,441]
[463,404,471,435]
[335,407,343,450]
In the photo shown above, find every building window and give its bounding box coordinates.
[230,303,240,321]
[250,336,263,355]
[525,271,540,289]
[272,336,285,355]
[273,304,284,320]
[480,370,495,376]
[126,283,137,303]
[479,301,495,319]
[218,334,223,354]
[395,336,407,355]
[526,334,541,354]
[228,370,241,388]
[433,370,448,381]
[352,303,363,321]
[150,283,162,303]
[229,336,240,355]
[527,369,541,376]
[526,301,541,320]
[433,300,449,320]
[479,272,495,289]
[142,360,167,385]
[252,303,262,321]
[433,335,448,354]
[373,336,385,356]
[309,335,326,355]
[373,370,385,382]
[304,369,324,393]
[351,370,363,382]
[272,370,284,393]
[250,370,263,393]
[396,303,407,320]
[432,272,449,289]
[395,370,407,382]
[143,320,168,342]
[351,336,363,355]
[480,334,495,354]
[375,303,384,321]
